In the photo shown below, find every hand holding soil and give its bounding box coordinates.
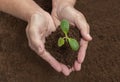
[25,12,64,73]
[45,20,81,75]
[51,0,92,75]
[0,0,92,76]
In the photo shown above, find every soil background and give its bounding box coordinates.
[0,0,120,82]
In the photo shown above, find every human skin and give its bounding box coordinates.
[52,0,92,75]
[0,0,92,76]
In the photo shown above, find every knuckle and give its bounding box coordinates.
[38,48,44,55]
[78,12,85,19]
[80,42,88,47]
[75,13,80,19]
[80,13,85,18]
[84,23,89,29]
[78,58,83,64]
[81,23,89,31]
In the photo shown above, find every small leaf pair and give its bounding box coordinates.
[58,19,79,51]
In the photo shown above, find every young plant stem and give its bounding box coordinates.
[58,19,79,51]
[65,32,69,42]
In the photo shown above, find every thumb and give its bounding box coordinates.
[76,19,92,41]
[75,13,92,41]
[51,10,61,28]
[28,28,45,55]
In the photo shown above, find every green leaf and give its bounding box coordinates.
[60,19,69,34]
[68,38,79,51]
[58,37,65,47]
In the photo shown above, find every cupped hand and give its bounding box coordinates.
[52,3,92,74]
[26,11,65,74]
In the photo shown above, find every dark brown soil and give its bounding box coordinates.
[0,0,120,82]
[45,26,81,68]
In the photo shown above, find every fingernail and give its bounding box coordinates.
[87,34,92,40]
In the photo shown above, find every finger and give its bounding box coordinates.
[28,27,62,72]
[26,24,44,54]
[46,17,56,36]
[75,13,92,41]
[52,15,60,28]
[28,28,61,72]
[74,60,81,71]
[29,28,45,52]
[60,63,73,76]
[45,22,56,37]
[78,39,88,63]
[39,50,62,72]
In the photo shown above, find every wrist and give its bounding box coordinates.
[26,7,45,22]
[20,0,45,22]
[52,0,76,15]
[0,0,45,22]
[52,0,76,8]
[28,8,50,25]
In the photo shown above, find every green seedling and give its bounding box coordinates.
[58,19,79,51]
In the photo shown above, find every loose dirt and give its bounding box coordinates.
[45,26,81,68]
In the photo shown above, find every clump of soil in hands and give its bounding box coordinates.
[45,26,81,68]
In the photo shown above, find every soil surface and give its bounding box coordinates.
[45,26,81,68]
[0,0,120,82]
